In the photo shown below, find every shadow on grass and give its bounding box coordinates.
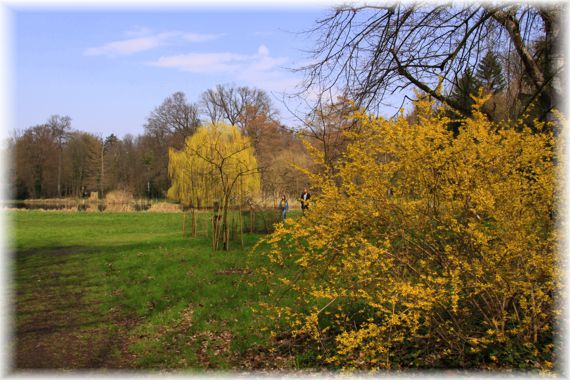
[13,237,270,371]
[14,242,152,370]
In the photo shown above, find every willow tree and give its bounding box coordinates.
[168,123,260,250]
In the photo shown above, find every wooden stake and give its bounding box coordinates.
[239,205,244,249]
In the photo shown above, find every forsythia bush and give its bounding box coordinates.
[258,97,560,370]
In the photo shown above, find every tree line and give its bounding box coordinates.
[7,85,313,203]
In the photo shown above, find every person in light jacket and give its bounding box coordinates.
[279,195,289,221]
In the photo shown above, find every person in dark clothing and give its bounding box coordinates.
[299,187,311,214]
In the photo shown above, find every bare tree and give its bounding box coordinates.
[200,88,225,125]
[301,96,359,170]
[64,131,100,197]
[47,115,71,197]
[14,124,58,198]
[238,101,311,201]
[142,92,202,197]
[300,3,564,121]
[145,91,201,148]
[200,84,276,129]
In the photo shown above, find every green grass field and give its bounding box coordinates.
[11,210,299,371]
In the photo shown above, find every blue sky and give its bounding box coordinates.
[12,8,325,138]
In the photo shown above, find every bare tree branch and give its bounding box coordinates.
[297,3,563,120]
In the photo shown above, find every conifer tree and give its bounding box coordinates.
[449,68,481,115]
[447,68,481,135]
[476,51,506,94]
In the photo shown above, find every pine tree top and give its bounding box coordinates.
[476,51,506,94]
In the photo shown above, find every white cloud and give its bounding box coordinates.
[84,35,167,57]
[257,44,270,56]
[150,45,286,74]
[153,52,250,73]
[150,45,301,94]
[84,31,223,57]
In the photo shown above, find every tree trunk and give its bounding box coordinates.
[212,212,219,250]
[57,149,62,198]
[191,208,197,237]
[221,193,230,251]
[99,142,105,199]
[491,9,556,119]
[239,204,244,249]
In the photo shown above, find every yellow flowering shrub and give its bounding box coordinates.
[258,96,560,370]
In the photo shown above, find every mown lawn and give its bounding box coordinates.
[11,210,299,371]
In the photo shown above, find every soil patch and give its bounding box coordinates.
[215,268,252,275]
[14,246,137,370]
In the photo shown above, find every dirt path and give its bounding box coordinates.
[14,247,137,370]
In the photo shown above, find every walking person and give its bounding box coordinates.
[299,187,311,215]
[279,195,289,221]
